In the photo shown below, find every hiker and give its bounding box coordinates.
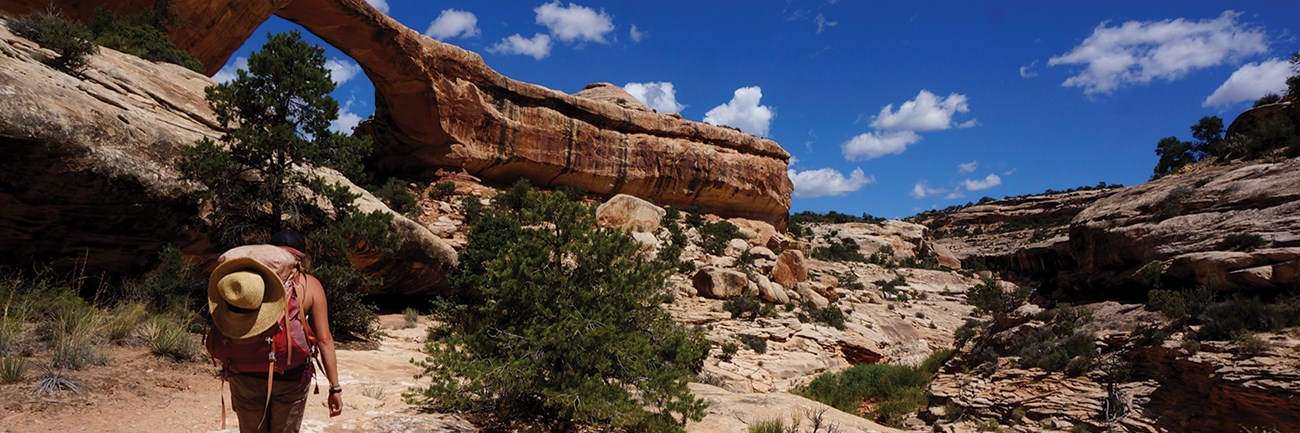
[206,228,342,433]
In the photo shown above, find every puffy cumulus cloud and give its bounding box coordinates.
[1048,11,1268,95]
[535,1,614,43]
[870,90,973,132]
[324,59,362,86]
[704,86,775,137]
[841,130,921,161]
[962,173,1002,191]
[624,82,685,113]
[329,99,364,134]
[365,0,388,14]
[910,181,946,199]
[958,161,979,174]
[490,33,553,60]
[212,56,247,83]
[629,25,646,42]
[789,167,874,198]
[1203,58,1291,107]
[425,9,480,40]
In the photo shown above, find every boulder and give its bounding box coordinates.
[726,238,749,256]
[771,250,808,289]
[748,246,777,261]
[755,275,789,304]
[729,218,779,248]
[795,283,829,309]
[692,267,748,299]
[631,231,660,252]
[596,194,665,232]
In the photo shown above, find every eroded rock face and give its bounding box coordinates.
[275,0,792,227]
[0,24,455,294]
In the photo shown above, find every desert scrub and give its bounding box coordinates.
[48,307,107,370]
[139,317,196,361]
[700,220,744,255]
[738,334,768,354]
[797,350,950,427]
[965,278,1030,317]
[0,356,25,384]
[427,181,457,201]
[103,302,148,343]
[812,236,867,262]
[7,9,98,74]
[402,307,420,329]
[410,185,709,433]
[748,418,785,433]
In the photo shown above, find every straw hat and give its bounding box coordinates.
[208,257,287,339]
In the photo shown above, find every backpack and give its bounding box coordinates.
[203,245,320,429]
[204,245,317,375]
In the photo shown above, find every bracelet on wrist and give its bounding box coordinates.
[329,385,343,394]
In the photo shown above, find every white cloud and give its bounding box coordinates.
[789,155,800,166]
[815,14,837,34]
[789,167,874,198]
[1048,11,1269,95]
[704,86,775,137]
[944,191,966,200]
[490,33,553,60]
[425,9,480,40]
[324,59,362,86]
[535,1,614,43]
[629,25,646,42]
[624,82,685,113]
[962,173,1002,191]
[911,181,946,199]
[329,99,364,134]
[1203,58,1291,107]
[958,161,979,174]
[841,130,921,160]
[212,56,247,83]
[365,0,389,14]
[870,90,973,132]
[1019,60,1039,78]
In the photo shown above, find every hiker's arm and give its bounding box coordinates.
[305,274,343,416]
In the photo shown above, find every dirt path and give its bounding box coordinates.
[0,316,471,433]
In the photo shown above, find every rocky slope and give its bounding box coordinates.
[0,22,455,293]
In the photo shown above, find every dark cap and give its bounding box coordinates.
[270,228,307,253]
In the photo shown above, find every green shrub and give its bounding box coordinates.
[410,186,709,433]
[140,318,196,361]
[724,295,764,320]
[1253,93,1283,107]
[812,237,867,262]
[104,302,148,342]
[1012,306,1096,376]
[718,342,739,362]
[797,302,845,330]
[402,307,420,329]
[1216,233,1267,252]
[49,307,107,370]
[87,3,203,72]
[121,245,204,315]
[7,10,99,74]
[1146,289,1188,321]
[1233,333,1270,356]
[683,205,705,228]
[0,356,24,384]
[1199,297,1281,340]
[1137,261,1165,289]
[965,278,1030,317]
[700,221,744,256]
[797,352,946,427]
[373,177,422,217]
[738,334,767,354]
[427,181,457,201]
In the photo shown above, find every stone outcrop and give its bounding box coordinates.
[596,194,665,233]
[771,250,808,289]
[1067,158,1300,292]
[0,23,455,294]
[692,267,748,300]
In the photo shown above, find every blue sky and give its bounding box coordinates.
[214,1,1300,219]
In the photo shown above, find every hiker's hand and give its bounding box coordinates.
[328,393,343,417]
